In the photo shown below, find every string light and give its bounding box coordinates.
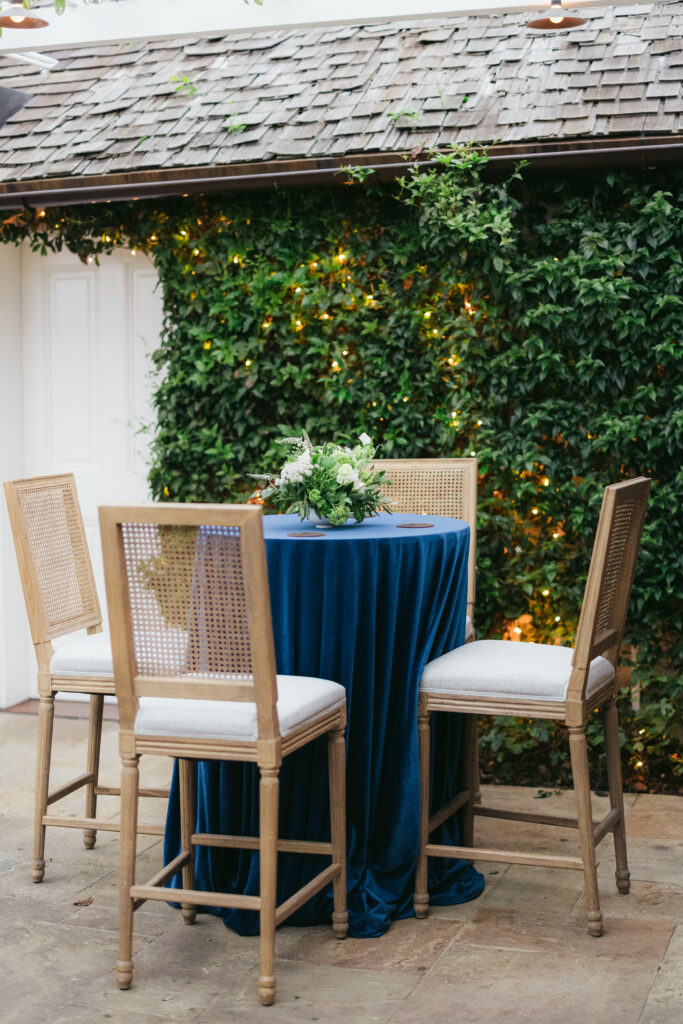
[245,359,252,367]
[531,507,539,515]
[424,311,432,319]
[37,209,46,218]
[542,477,550,486]
[542,588,550,596]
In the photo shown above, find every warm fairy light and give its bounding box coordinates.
[321,312,331,320]
[180,229,188,237]
[37,209,46,218]
[554,615,561,622]
[477,420,482,426]
[295,286,302,293]
[130,248,138,256]
[552,532,560,539]
[424,311,432,319]
[403,396,409,402]
[104,235,112,242]
[336,252,347,262]
[261,320,270,329]
[86,255,94,264]
[149,234,158,242]
[432,329,439,336]
[343,349,349,356]
[635,760,644,768]
[310,261,318,270]
[295,319,304,330]
[542,477,550,486]
[514,626,522,634]
[470,450,476,456]
[332,360,341,372]
[542,588,550,596]
[193,247,200,255]
[244,359,252,367]
[531,507,539,515]
[233,255,240,263]
[203,340,211,350]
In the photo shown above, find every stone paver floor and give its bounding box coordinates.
[1,709,682,1024]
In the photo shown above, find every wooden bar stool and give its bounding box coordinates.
[414,477,650,936]
[4,474,168,882]
[99,502,348,1005]
[372,458,478,642]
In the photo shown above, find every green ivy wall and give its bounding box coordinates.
[3,152,681,789]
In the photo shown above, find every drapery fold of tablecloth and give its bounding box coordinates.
[163,513,484,937]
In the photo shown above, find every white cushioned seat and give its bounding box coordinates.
[50,631,113,678]
[465,615,475,643]
[420,640,614,703]
[135,675,346,742]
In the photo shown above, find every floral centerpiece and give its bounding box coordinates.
[252,432,392,526]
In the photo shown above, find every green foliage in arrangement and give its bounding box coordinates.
[1,149,681,791]
[254,431,392,525]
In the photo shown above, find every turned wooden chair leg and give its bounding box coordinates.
[83,693,104,850]
[603,698,630,895]
[569,726,603,937]
[259,765,279,1006]
[179,758,197,924]
[463,714,478,849]
[117,753,140,990]
[414,697,431,920]
[328,727,348,939]
[32,694,55,883]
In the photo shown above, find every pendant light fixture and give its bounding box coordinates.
[526,0,586,30]
[0,2,50,29]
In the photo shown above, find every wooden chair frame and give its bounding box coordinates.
[100,502,347,1005]
[414,477,651,936]
[372,457,478,626]
[4,474,167,883]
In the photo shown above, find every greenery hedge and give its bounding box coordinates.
[2,150,681,790]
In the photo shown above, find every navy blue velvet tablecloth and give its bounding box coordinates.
[164,511,484,937]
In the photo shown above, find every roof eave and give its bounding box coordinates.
[1,136,682,211]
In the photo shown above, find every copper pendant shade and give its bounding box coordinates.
[0,3,50,29]
[527,0,587,30]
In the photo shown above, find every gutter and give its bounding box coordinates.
[0,136,681,211]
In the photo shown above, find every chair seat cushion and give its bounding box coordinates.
[135,675,346,742]
[50,631,113,678]
[420,640,614,703]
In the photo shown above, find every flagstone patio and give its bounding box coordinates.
[1,707,681,1024]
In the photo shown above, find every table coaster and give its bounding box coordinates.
[287,531,326,537]
[395,522,434,529]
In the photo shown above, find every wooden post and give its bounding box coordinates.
[259,765,279,1006]
[328,727,348,938]
[83,693,104,849]
[568,726,603,936]
[117,753,140,990]
[414,696,431,919]
[602,699,630,894]
[179,758,198,924]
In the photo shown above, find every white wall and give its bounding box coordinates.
[0,243,163,707]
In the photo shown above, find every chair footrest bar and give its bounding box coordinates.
[593,808,620,846]
[425,842,584,870]
[192,833,333,856]
[428,790,471,834]
[130,884,261,912]
[42,814,165,836]
[95,786,170,799]
[473,806,580,829]
[46,772,95,806]
[143,851,190,893]
[275,864,341,927]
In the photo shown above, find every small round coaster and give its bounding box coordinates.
[287,531,326,538]
[395,522,434,529]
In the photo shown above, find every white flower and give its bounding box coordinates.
[352,476,366,493]
[359,432,372,446]
[280,452,313,486]
[336,463,357,486]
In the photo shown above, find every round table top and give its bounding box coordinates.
[262,510,468,543]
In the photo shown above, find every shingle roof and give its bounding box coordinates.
[0,3,681,188]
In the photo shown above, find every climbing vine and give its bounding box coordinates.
[2,149,681,790]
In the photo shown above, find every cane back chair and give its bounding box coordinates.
[99,502,348,1005]
[372,458,478,642]
[4,474,168,882]
[414,477,650,937]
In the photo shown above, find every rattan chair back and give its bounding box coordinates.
[372,458,478,617]
[569,477,651,698]
[99,503,279,739]
[4,473,102,644]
